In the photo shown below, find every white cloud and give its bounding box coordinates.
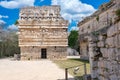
[8,24,18,30]
[0,0,35,9]
[0,15,8,28]
[0,20,6,24]
[0,15,9,19]
[70,26,79,31]
[0,20,6,29]
[51,0,96,23]
[40,0,44,2]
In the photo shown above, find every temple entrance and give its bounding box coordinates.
[41,48,47,59]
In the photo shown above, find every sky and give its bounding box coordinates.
[0,0,110,31]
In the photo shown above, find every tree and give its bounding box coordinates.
[14,20,19,25]
[0,30,20,58]
[68,30,79,51]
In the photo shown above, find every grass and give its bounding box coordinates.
[53,59,90,79]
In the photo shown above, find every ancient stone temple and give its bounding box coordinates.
[78,0,120,80]
[18,6,68,60]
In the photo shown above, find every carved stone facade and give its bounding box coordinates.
[78,0,120,80]
[18,6,68,60]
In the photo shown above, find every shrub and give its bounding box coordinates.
[114,9,120,24]
[115,9,120,17]
[14,20,19,25]
[96,16,99,22]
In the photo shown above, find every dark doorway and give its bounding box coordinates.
[41,48,47,59]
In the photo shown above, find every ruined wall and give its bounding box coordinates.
[78,0,117,60]
[88,21,120,80]
[78,0,120,79]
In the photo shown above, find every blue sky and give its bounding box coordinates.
[0,0,109,31]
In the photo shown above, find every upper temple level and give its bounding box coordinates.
[19,5,60,19]
[18,5,69,26]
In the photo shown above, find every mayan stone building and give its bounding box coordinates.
[78,0,120,80]
[18,6,68,60]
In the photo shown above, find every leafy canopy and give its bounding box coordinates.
[68,30,79,49]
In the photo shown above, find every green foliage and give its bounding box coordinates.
[0,31,20,58]
[53,59,90,79]
[92,31,99,37]
[114,9,120,24]
[14,20,19,25]
[68,30,79,49]
[115,9,120,17]
[96,16,99,21]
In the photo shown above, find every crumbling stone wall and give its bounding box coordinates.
[78,0,120,80]
[88,21,120,80]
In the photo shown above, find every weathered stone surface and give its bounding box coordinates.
[107,48,116,60]
[108,24,118,36]
[117,21,120,32]
[109,75,118,80]
[115,48,120,61]
[78,1,120,80]
[114,35,119,47]
[118,34,120,47]
[106,37,114,47]
[97,41,105,47]
[100,48,108,58]
[107,26,115,37]
[98,35,106,41]
[18,6,68,60]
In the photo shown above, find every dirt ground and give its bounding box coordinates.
[0,58,74,80]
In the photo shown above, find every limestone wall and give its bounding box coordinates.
[47,46,67,59]
[20,46,67,60]
[88,21,120,80]
[18,28,67,46]
[78,0,120,35]
[78,0,120,79]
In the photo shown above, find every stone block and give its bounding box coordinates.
[117,21,120,32]
[97,41,105,47]
[89,43,96,47]
[115,26,118,34]
[118,34,120,48]
[114,35,119,47]
[106,61,113,71]
[107,48,116,60]
[98,60,105,68]
[107,26,118,37]
[116,55,120,62]
[106,37,114,47]
[100,48,108,58]
[107,26,114,37]
[98,35,104,41]
[115,48,120,61]
[109,75,118,80]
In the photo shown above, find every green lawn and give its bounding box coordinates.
[53,59,90,79]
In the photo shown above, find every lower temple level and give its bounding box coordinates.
[20,46,67,60]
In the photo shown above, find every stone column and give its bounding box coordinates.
[88,35,98,79]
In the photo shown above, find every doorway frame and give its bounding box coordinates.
[41,48,47,59]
